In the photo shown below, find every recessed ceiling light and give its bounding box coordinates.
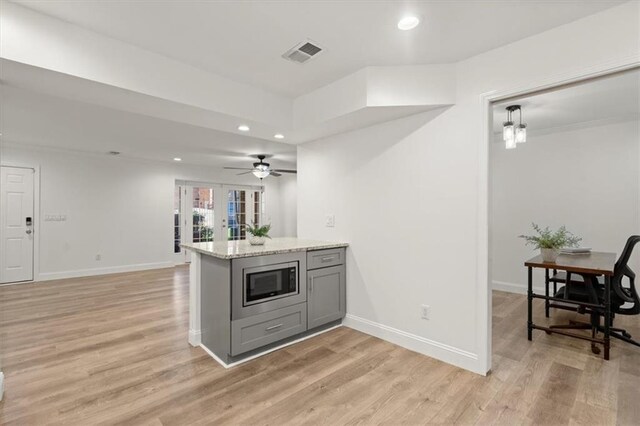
[238,125,250,132]
[398,15,420,31]
[274,133,285,140]
[173,157,182,162]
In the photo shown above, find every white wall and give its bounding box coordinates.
[297,2,639,374]
[0,144,297,281]
[0,2,292,128]
[492,121,640,292]
[277,174,298,238]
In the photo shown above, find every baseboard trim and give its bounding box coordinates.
[343,314,485,375]
[37,262,175,281]
[0,371,4,401]
[492,280,545,295]
[0,280,33,287]
[200,324,343,369]
[188,329,202,347]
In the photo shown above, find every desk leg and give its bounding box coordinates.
[544,268,550,318]
[528,266,533,341]
[604,275,611,360]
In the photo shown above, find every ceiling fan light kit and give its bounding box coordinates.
[252,163,270,179]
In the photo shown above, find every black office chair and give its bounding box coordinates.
[549,235,640,353]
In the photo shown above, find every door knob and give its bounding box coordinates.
[26,229,32,235]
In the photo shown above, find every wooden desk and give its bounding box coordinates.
[524,252,617,360]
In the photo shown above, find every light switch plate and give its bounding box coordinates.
[421,305,430,320]
[325,214,335,227]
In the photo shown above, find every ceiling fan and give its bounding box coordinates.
[224,155,297,179]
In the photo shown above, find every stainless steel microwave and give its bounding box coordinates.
[231,252,307,320]
[244,262,298,306]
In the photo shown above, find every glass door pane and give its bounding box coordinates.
[174,186,182,253]
[226,188,264,241]
[192,187,215,243]
[227,189,246,240]
[253,190,264,227]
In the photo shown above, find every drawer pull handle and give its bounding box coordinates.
[321,256,335,262]
[266,323,283,331]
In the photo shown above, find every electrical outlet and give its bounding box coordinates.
[421,304,430,320]
[95,254,101,261]
[325,214,335,227]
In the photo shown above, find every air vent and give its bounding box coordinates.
[282,40,323,64]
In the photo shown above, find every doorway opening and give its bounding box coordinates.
[487,67,640,371]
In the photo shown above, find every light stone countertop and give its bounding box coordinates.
[181,237,348,260]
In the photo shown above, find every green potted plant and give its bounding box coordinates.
[245,223,271,246]
[519,223,581,263]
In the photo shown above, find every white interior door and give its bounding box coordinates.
[1,166,35,283]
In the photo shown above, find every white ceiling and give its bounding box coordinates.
[0,85,297,168]
[13,0,624,97]
[492,68,640,137]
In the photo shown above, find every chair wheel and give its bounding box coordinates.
[591,344,601,355]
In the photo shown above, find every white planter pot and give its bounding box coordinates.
[249,236,266,246]
[540,248,560,263]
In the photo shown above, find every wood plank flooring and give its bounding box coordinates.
[0,266,638,425]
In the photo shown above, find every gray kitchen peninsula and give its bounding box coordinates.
[182,238,348,366]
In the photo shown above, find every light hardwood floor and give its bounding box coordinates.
[0,266,638,425]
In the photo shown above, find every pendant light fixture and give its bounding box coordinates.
[503,105,527,149]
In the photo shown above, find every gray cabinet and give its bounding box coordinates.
[200,245,347,363]
[307,264,346,329]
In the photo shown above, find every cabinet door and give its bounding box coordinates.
[308,265,346,329]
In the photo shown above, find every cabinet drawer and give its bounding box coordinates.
[231,303,307,356]
[307,248,345,270]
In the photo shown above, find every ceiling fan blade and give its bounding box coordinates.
[237,171,254,175]
[272,169,297,174]
[224,167,253,170]
[269,171,282,177]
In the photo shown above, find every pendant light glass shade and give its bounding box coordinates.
[503,121,514,142]
[505,134,517,149]
[515,124,527,143]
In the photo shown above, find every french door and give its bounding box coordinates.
[174,182,264,263]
